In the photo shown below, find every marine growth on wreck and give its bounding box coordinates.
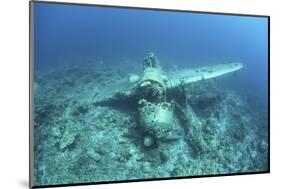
[32,2,269,186]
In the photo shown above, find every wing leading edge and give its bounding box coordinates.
[166,62,243,89]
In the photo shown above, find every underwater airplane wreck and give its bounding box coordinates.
[95,53,243,148]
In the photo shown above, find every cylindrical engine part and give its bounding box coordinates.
[138,100,174,138]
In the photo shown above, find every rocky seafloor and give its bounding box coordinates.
[33,60,268,186]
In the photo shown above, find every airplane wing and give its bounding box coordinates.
[92,78,138,109]
[166,62,243,89]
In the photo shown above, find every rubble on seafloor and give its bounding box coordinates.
[33,61,268,185]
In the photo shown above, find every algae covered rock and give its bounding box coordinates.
[59,126,79,150]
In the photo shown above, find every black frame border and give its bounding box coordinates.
[29,1,270,188]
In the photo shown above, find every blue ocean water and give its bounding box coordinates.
[33,2,269,187]
[34,2,268,107]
